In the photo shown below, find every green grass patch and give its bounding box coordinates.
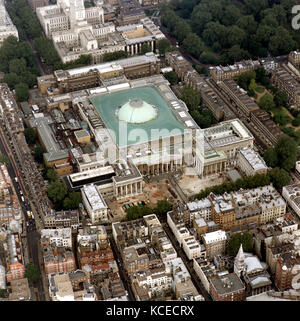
[255,86,265,94]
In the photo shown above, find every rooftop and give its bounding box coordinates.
[210,273,245,295]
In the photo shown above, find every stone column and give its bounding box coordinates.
[151,41,154,51]
[130,184,133,195]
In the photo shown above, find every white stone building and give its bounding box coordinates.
[0,0,18,46]
[202,230,227,259]
[81,184,108,224]
[187,198,212,221]
[282,184,300,218]
[167,211,190,246]
[231,185,286,224]
[36,0,164,63]
[237,147,268,176]
[182,235,204,260]
[41,228,72,248]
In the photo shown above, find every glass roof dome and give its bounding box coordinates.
[116,99,158,124]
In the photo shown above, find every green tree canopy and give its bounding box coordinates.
[164,71,178,85]
[274,90,288,107]
[24,128,36,145]
[126,205,153,221]
[0,153,10,167]
[259,93,275,111]
[269,167,291,190]
[25,263,40,284]
[15,82,29,102]
[236,70,256,90]
[63,192,82,210]
[47,180,68,205]
[153,200,173,215]
[263,148,278,167]
[103,51,128,62]
[157,38,171,55]
[181,86,201,110]
[46,168,59,182]
[226,232,253,256]
[140,43,152,55]
[275,135,298,171]
[182,33,203,57]
[34,146,44,164]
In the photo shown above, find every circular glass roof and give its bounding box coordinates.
[116,99,158,124]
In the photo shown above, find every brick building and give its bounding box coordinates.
[275,252,300,291]
[210,272,246,301]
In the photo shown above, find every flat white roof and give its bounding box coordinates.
[185,120,194,127]
[70,166,114,183]
[107,83,130,92]
[232,119,250,138]
[202,230,226,244]
[82,184,107,211]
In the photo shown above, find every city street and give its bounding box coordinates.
[162,222,212,301]
[0,125,46,300]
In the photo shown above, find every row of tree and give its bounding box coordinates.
[125,200,173,221]
[160,0,299,65]
[194,167,290,200]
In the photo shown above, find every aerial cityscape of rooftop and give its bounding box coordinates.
[1,0,300,310]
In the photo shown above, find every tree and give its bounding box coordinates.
[227,45,250,63]
[15,82,29,101]
[274,90,288,107]
[269,167,291,190]
[164,71,178,85]
[0,289,7,298]
[237,15,257,34]
[153,200,173,215]
[191,7,212,35]
[102,51,128,62]
[157,38,171,55]
[236,70,256,90]
[24,128,36,145]
[268,26,295,56]
[182,33,203,57]
[34,146,44,163]
[263,148,278,167]
[140,43,152,55]
[259,93,275,111]
[221,5,241,26]
[275,135,298,171]
[126,205,153,221]
[199,51,218,65]
[0,153,10,167]
[47,180,68,205]
[191,109,213,128]
[46,168,59,182]
[63,192,82,210]
[173,20,192,43]
[9,58,27,74]
[3,72,19,88]
[226,232,253,256]
[25,263,40,284]
[181,86,201,110]
[227,26,246,47]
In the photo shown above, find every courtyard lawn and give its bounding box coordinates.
[255,86,265,94]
